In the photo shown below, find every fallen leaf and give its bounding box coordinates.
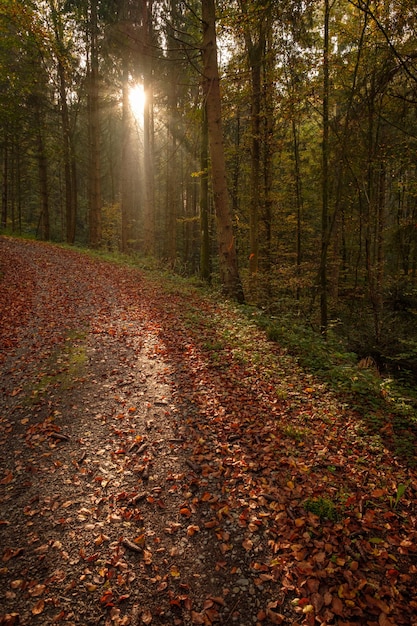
[0,471,13,485]
[28,584,46,597]
[31,599,45,615]
[141,609,152,624]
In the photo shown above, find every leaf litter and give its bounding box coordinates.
[0,237,416,625]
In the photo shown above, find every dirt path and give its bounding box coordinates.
[1,238,416,626]
[0,239,233,625]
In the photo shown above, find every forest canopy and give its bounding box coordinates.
[1,0,417,371]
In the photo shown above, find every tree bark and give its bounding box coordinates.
[141,0,155,256]
[50,1,77,244]
[200,101,211,283]
[320,0,330,335]
[1,141,8,230]
[88,0,102,248]
[120,64,135,253]
[201,0,244,303]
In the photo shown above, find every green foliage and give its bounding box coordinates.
[101,203,121,251]
[388,483,408,510]
[247,309,417,465]
[304,497,339,521]
[282,424,309,441]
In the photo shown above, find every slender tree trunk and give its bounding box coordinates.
[239,0,270,301]
[373,162,386,342]
[58,60,77,244]
[320,0,330,334]
[165,125,177,264]
[165,7,178,265]
[200,101,211,282]
[88,0,102,248]
[32,95,50,241]
[261,33,274,300]
[292,118,303,300]
[50,1,77,244]
[120,65,134,253]
[142,0,154,255]
[1,141,7,230]
[248,58,262,298]
[201,0,244,303]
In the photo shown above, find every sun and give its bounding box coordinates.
[128,83,145,122]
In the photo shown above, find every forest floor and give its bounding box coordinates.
[0,236,416,626]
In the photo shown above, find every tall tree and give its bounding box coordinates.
[141,0,155,255]
[201,0,244,302]
[48,0,78,244]
[87,0,102,247]
[238,0,271,300]
[320,0,330,334]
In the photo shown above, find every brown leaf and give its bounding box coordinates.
[242,538,253,551]
[122,538,143,553]
[1,614,20,625]
[2,548,24,562]
[266,608,285,624]
[187,524,200,536]
[365,595,390,614]
[331,596,344,616]
[29,584,46,597]
[31,599,45,615]
[0,471,14,484]
[141,609,153,624]
[191,611,205,624]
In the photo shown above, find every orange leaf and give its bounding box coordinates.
[242,538,253,551]
[141,609,152,624]
[180,507,191,517]
[29,584,46,597]
[204,519,218,529]
[31,599,45,615]
[143,549,153,565]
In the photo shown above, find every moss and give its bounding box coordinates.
[304,497,339,521]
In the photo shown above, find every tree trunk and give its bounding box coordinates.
[58,60,77,244]
[88,0,102,248]
[141,0,154,256]
[200,101,211,282]
[320,0,330,334]
[1,141,7,230]
[201,0,244,303]
[120,66,135,253]
[248,57,261,299]
[292,118,303,301]
[50,1,77,244]
[32,95,49,241]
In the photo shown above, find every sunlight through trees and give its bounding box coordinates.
[1,0,417,363]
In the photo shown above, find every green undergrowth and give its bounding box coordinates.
[248,310,417,465]
[304,496,340,521]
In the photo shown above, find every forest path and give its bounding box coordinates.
[0,237,416,626]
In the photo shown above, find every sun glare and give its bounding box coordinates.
[128,83,145,122]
